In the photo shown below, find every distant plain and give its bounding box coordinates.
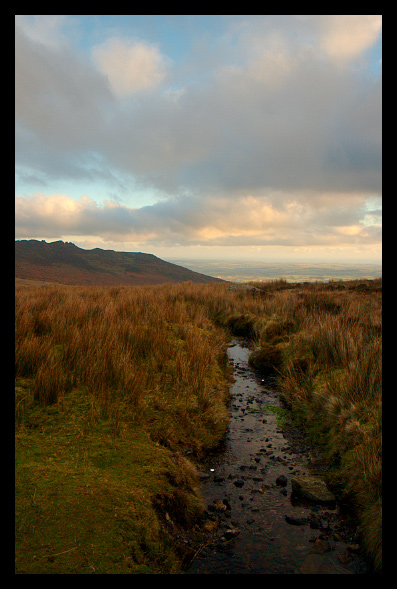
[169,260,382,284]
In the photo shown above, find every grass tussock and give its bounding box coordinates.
[15,281,269,573]
[248,279,382,570]
[15,283,239,456]
[15,278,382,572]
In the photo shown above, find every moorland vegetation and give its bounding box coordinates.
[15,278,382,573]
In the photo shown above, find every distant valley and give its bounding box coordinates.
[169,259,382,283]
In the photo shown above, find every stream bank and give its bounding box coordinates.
[185,338,372,574]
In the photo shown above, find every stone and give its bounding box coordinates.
[228,283,261,295]
[276,474,288,487]
[309,538,331,554]
[199,472,210,481]
[320,518,330,530]
[222,498,232,511]
[291,475,336,505]
[202,519,218,532]
[165,512,174,525]
[224,527,240,539]
[208,499,227,512]
[338,550,354,564]
[285,515,307,526]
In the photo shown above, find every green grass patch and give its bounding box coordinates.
[245,403,292,429]
[15,385,202,574]
[15,279,382,572]
[260,404,292,428]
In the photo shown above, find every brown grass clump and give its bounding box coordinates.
[15,277,382,572]
[248,343,283,376]
[249,279,382,570]
[15,282,238,457]
[15,281,239,573]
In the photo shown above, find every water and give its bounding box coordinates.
[186,340,371,574]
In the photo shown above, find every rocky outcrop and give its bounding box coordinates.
[228,283,261,295]
[291,475,336,505]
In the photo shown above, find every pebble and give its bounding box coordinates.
[224,528,240,540]
[199,472,211,481]
[309,538,331,554]
[338,551,354,564]
[202,520,218,532]
[188,342,369,575]
[285,515,308,526]
[276,474,288,487]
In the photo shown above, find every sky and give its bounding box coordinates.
[15,15,382,263]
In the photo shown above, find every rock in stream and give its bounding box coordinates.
[185,339,372,575]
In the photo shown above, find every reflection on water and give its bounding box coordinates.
[186,340,371,575]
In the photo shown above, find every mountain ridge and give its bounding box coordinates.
[15,240,225,286]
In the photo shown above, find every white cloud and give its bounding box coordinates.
[317,15,382,62]
[15,16,382,196]
[15,16,382,259]
[15,191,381,250]
[92,38,168,97]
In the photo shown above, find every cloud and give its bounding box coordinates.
[92,38,168,97]
[90,45,381,197]
[15,16,382,257]
[15,191,381,249]
[15,23,113,152]
[316,15,382,62]
[15,16,382,196]
[228,15,382,65]
[15,14,71,48]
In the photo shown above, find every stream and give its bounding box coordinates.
[186,338,372,574]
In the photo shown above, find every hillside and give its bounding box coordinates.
[15,240,224,286]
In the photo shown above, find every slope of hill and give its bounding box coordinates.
[15,240,225,286]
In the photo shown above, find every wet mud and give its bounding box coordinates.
[186,339,372,574]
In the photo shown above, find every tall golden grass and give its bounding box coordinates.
[15,282,267,456]
[248,279,382,570]
[15,278,382,569]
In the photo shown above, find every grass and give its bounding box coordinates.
[15,389,186,574]
[15,283,233,573]
[15,278,382,572]
[245,278,382,571]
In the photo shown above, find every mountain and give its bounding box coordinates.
[15,240,225,286]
